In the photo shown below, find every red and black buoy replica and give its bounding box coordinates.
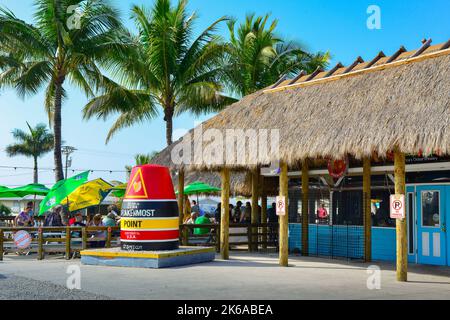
[120,164,179,251]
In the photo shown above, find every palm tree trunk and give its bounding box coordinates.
[53,75,65,181]
[164,107,174,146]
[33,156,38,184]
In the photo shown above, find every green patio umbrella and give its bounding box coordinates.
[178,181,221,195]
[0,183,50,215]
[38,171,90,216]
[0,186,18,198]
[109,183,127,198]
[7,183,49,197]
[175,181,221,205]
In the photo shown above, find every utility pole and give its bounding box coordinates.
[61,146,77,179]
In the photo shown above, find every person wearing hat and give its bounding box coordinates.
[43,205,64,227]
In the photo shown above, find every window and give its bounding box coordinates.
[421,191,440,227]
[407,193,414,254]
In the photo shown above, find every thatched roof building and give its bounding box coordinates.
[154,39,450,172]
[154,39,450,272]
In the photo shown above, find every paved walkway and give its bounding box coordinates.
[1,252,449,299]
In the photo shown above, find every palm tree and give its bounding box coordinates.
[83,0,235,146]
[224,14,330,96]
[0,0,126,181]
[6,122,54,183]
[125,152,158,179]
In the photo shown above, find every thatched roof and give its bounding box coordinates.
[171,170,251,196]
[154,39,450,171]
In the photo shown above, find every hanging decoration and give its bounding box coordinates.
[327,158,348,179]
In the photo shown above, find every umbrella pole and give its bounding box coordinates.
[33,193,36,226]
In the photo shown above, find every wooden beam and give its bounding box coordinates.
[220,167,230,260]
[271,74,287,88]
[386,46,407,63]
[343,56,364,74]
[394,149,407,281]
[324,62,344,77]
[410,38,432,58]
[261,175,267,250]
[441,39,450,50]
[288,71,306,85]
[301,161,309,256]
[363,157,372,262]
[251,167,260,251]
[305,67,323,81]
[178,169,185,226]
[279,161,289,266]
[365,51,386,69]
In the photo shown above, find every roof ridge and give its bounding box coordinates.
[265,39,450,93]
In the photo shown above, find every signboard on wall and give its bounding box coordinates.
[390,194,405,219]
[276,196,286,216]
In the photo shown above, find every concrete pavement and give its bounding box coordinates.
[1,252,449,299]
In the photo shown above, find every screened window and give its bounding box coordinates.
[421,191,440,227]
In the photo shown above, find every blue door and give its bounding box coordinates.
[416,186,447,265]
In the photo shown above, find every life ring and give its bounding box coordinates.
[327,159,347,179]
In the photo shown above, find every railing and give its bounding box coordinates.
[0,216,48,227]
[179,223,279,252]
[1,222,280,260]
[0,226,120,261]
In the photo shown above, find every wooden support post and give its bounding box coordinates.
[178,169,185,226]
[394,149,408,282]
[247,225,252,252]
[261,176,267,250]
[251,167,259,251]
[215,225,220,253]
[301,161,309,256]
[65,226,71,260]
[363,157,372,262]
[279,161,289,266]
[220,167,230,260]
[0,229,3,261]
[106,228,112,248]
[182,226,188,246]
[38,228,43,260]
[82,227,87,250]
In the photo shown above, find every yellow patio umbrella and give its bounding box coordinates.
[62,178,113,212]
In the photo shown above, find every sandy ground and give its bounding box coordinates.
[1,252,449,300]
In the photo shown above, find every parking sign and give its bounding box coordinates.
[276,196,286,216]
[390,194,405,219]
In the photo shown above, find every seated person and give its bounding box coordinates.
[194,213,212,235]
[102,212,117,227]
[88,214,105,248]
[70,212,86,238]
[44,206,63,227]
[186,212,199,224]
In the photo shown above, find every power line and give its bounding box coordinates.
[0,165,129,173]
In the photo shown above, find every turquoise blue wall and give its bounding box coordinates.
[288,223,416,262]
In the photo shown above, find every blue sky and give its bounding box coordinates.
[0,0,449,187]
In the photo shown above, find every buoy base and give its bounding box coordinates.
[80,246,215,269]
[120,240,179,251]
